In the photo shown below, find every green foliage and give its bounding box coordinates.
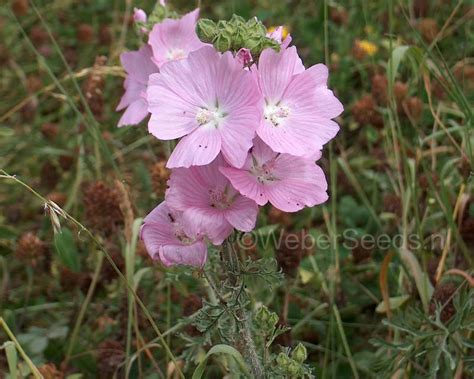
[371,288,474,378]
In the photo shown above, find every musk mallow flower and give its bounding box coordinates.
[165,155,259,245]
[148,9,207,68]
[220,138,328,212]
[116,45,159,127]
[141,201,207,267]
[255,46,343,156]
[147,46,262,169]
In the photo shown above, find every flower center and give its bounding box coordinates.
[251,161,279,184]
[196,108,225,128]
[166,48,186,61]
[209,187,233,209]
[264,104,290,127]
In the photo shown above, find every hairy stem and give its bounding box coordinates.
[222,239,265,379]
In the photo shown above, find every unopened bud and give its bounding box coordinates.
[214,34,232,52]
[291,343,308,363]
[196,19,218,43]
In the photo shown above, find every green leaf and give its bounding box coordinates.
[54,228,81,272]
[192,344,250,379]
[3,341,18,379]
[376,295,411,313]
[387,45,423,85]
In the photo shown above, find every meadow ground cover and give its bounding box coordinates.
[0,0,473,378]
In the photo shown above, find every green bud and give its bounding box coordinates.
[255,305,279,332]
[214,34,232,52]
[287,360,300,376]
[196,19,218,43]
[276,352,291,367]
[230,14,245,26]
[291,343,308,363]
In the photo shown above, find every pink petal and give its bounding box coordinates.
[313,87,344,119]
[166,126,222,168]
[157,46,219,106]
[216,52,262,109]
[267,156,328,212]
[118,99,149,127]
[219,167,268,206]
[148,9,206,68]
[219,107,259,168]
[258,47,301,103]
[224,195,258,232]
[120,45,157,84]
[141,203,178,259]
[159,242,207,267]
[182,208,233,245]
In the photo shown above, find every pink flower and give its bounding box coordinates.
[141,201,207,267]
[267,26,292,49]
[220,138,328,212]
[255,46,343,156]
[116,45,159,127]
[165,155,259,244]
[147,46,262,169]
[133,8,147,23]
[236,48,253,67]
[148,9,207,68]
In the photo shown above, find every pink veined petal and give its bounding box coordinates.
[117,78,142,110]
[256,120,309,156]
[159,242,207,267]
[313,87,344,119]
[182,208,233,245]
[219,167,268,206]
[120,45,157,84]
[157,46,219,106]
[251,137,279,165]
[216,52,262,110]
[266,156,328,212]
[141,202,179,258]
[166,126,222,168]
[147,79,199,139]
[148,9,205,68]
[118,99,149,127]
[219,107,259,168]
[166,156,229,213]
[258,46,301,103]
[281,34,292,49]
[224,195,258,232]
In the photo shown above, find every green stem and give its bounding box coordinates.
[65,251,104,366]
[221,240,265,379]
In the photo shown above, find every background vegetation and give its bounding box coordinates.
[0,0,473,377]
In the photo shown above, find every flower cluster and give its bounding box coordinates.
[117,4,343,267]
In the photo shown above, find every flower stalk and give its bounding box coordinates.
[221,239,265,378]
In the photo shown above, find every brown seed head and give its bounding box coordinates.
[417,18,439,43]
[12,0,29,16]
[83,181,123,236]
[352,95,384,127]
[76,23,94,43]
[97,340,125,377]
[393,81,408,104]
[330,7,348,26]
[41,123,58,140]
[37,363,64,379]
[15,232,45,267]
[151,160,170,197]
[403,96,423,121]
[429,281,457,323]
[275,231,311,277]
[371,74,388,106]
